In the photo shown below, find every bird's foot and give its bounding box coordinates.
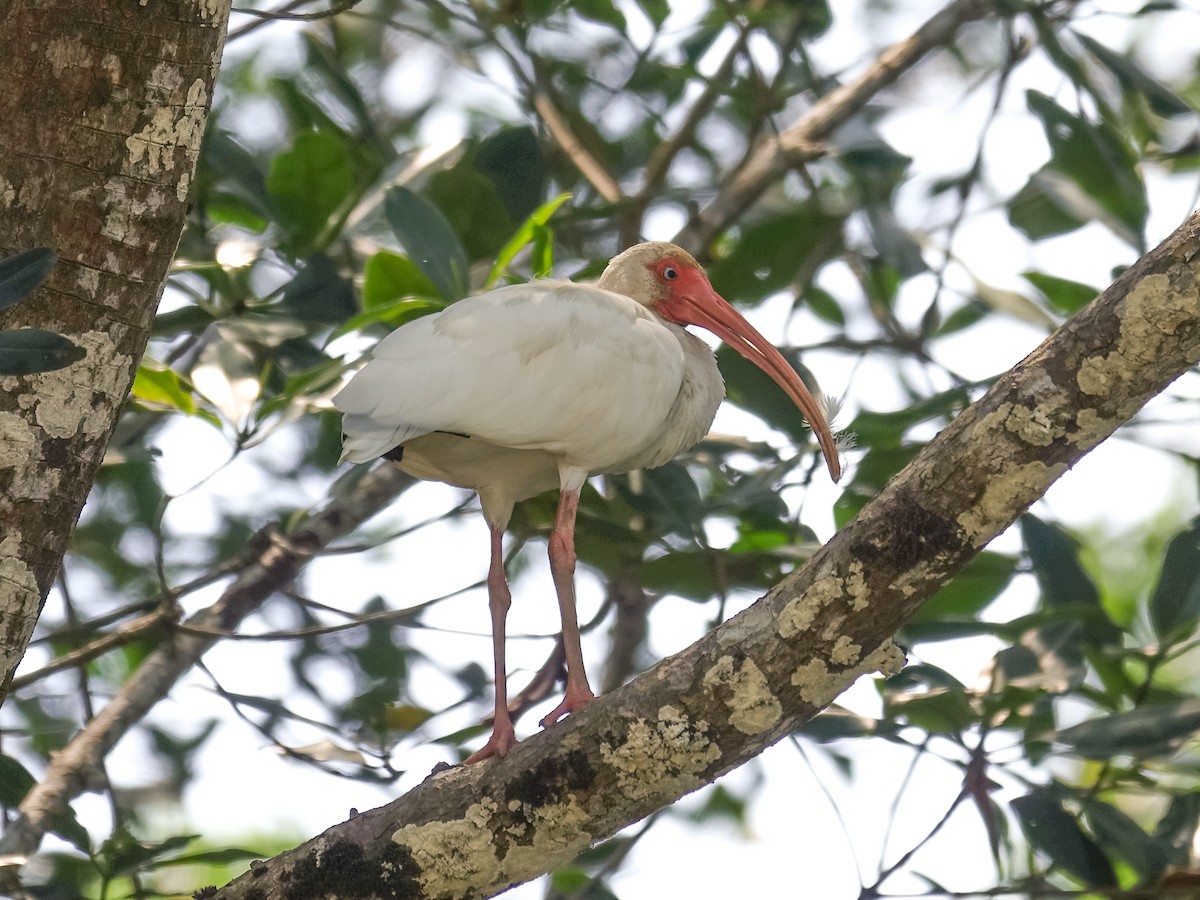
[538,683,595,728]
[464,720,519,765]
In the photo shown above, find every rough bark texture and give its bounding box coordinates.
[214,212,1200,900]
[0,1,231,703]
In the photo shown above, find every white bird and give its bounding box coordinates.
[334,241,841,763]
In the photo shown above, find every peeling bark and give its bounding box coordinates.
[0,0,232,702]
[214,213,1200,900]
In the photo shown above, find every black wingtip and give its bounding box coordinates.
[382,445,404,462]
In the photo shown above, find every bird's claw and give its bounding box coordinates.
[539,684,595,729]
[464,720,518,764]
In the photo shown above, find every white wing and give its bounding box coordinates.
[334,280,688,471]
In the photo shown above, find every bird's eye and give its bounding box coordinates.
[663,266,678,281]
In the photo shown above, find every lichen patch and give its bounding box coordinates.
[1069,408,1108,449]
[392,798,501,896]
[830,636,861,666]
[500,798,592,875]
[124,78,208,176]
[956,461,1067,543]
[1001,402,1062,446]
[0,535,40,677]
[792,640,906,707]
[1078,273,1197,399]
[46,37,92,77]
[702,655,782,735]
[8,331,132,441]
[600,705,721,802]
[778,560,868,637]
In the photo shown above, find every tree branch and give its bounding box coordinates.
[533,91,624,205]
[212,214,1200,899]
[674,0,995,255]
[0,465,415,881]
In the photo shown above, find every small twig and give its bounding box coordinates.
[0,464,416,873]
[674,0,994,255]
[228,0,362,40]
[533,91,623,205]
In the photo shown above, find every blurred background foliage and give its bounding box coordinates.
[4,0,1200,897]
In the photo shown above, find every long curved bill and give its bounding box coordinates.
[676,280,842,483]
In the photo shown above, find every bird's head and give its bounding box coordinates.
[599,241,843,483]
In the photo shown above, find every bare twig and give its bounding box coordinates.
[0,464,416,877]
[674,0,995,255]
[533,91,623,205]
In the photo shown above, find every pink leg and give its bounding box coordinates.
[540,488,596,727]
[465,526,519,764]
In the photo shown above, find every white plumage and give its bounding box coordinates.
[334,241,840,763]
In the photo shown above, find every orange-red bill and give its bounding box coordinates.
[670,278,842,483]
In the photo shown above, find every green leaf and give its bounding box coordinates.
[487,192,571,286]
[1007,173,1087,240]
[574,0,626,31]
[1052,697,1200,760]
[1075,33,1194,117]
[362,251,440,310]
[1020,515,1103,613]
[1023,271,1098,315]
[1012,790,1117,887]
[0,247,56,310]
[637,0,670,26]
[1149,515,1200,642]
[132,363,196,414]
[799,286,845,326]
[1083,800,1169,881]
[384,187,469,301]
[330,297,444,342]
[0,328,86,376]
[266,132,356,249]
[428,166,513,261]
[708,205,845,304]
[279,254,357,324]
[0,754,35,806]
[1014,92,1148,248]
[884,665,975,734]
[1154,793,1200,866]
[473,126,545,222]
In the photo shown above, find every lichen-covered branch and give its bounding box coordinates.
[0,0,233,704]
[214,213,1200,900]
[0,464,415,882]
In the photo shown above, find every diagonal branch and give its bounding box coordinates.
[0,465,415,880]
[674,0,995,256]
[212,214,1200,900]
[533,91,624,205]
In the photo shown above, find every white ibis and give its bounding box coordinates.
[334,241,842,763]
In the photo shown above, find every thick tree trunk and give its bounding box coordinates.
[0,0,231,703]
[215,212,1200,900]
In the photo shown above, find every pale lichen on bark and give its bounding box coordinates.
[599,704,722,802]
[497,797,591,876]
[792,640,904,706]
[392,798,503,896]
[7,333,132,441]
[776,559,868,639]
[701,655,782,735]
